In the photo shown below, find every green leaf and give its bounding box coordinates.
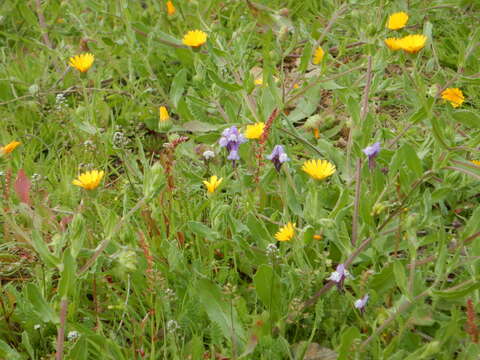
[31,230,60,268]
[25,284,58,324]
[0,340,23,360]
[21,332,34,359]
[181,120,220,132]
[246,214,271,248]
[393,261,409,297]
[337,327,360,360]
[187,221,219,242]
[170,68,188,107]
[58,250,76,298]
[208,70,243,92]
[195,279,246,346]
[298,41,314,73]
[451,110,480,128]
[253,264,282,320]
[432,280,480,299]
[402,144,423,177]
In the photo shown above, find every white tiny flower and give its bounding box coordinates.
[34,324,41,330]
[328,271,341,283]
[67,330,79,341]
[166,320,179,332]
[203,150,215,160]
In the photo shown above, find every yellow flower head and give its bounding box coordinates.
[0,141,21,155]
[313,46,325,65]
[471,160,480,167]
[69,53,95,73]
[386,12,409,30]
[166,1,175,15]
[313,234,322,240]
[159,106,170,121]
[384,38,402,51]
[302,159,336,180]
[398,34,427,54]
[203,175,223,193]
[254,78,263,86]
[182,30,208,47]
[244,122,265,139]
[275,222,295,242]
[72,170,105,190]
[441,88,464,108]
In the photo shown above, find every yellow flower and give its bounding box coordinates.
[0,141,21,155]
[313,234,322,240]
[203,175,223,193]
[69,53,95,73]
[244,122,265,139]
[293,83,300,89]
[182,30,208,47]
[254,78,263,86]
[441,88,464,108]
[166,1,175,15]
[274,222,295,242]
[302,159,336,180]
[386,12,408,30]
[397,34,427,54]
[472,160,480,167]
[72,170,105,190]
[384,38,402,51]
[313,46,324,64]
[159,106,170,121]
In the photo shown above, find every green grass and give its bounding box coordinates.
[1,0,480,359]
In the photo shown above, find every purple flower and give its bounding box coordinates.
[219,126,247,163]
[362,142,381,169]
[267,145,290,172]
[354,294,369,313]
[327,263,350,291]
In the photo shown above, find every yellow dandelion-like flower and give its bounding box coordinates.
[386,12,409,30]
[471,160,480,167]
[293,83,300,89]
[313,46,325,65]
[166,1,176,15]
[203,175,223,193]
[182,30,208,47]
[0,141,21,155]
[302,159,336,181]
[254,78,263,86]
[69,53,95,73]
[313,234,322,240]
[159,106,170,122]
[397,34,427,54]
[72,170,105,190]
[313,128,320,139]
[384,38,402,51]
[441,88,464,108]
[244,122,265,140]
[275,222,295,242]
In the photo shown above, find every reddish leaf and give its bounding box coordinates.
[14,169,31,205]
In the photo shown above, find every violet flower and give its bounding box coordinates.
[362,142,381,169]
[354,294,369,313]
[327,263,350,291]
[219,126,247,162]
[267,145,290,172]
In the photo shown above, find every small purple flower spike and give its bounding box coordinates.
[354,294,369,313]
[219,126,247,164]
[267,145,290,172]
[327,263,350,291]
[362,142,381,169]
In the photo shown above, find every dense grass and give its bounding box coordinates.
[1,0,479,359]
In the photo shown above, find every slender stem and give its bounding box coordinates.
[77,197,147,275]
[351,158,362,246]
[35,0,53,49]
[55,298,68,360]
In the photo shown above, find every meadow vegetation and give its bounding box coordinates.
[0,0,479,358]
